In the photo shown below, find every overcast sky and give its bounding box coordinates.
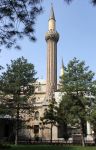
[0,0,96,80]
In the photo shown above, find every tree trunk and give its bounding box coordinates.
[15,130,18,145]
[15,103,19,145]
[80,123,85,147]
[63,122,69,143]
[50,122,53,143]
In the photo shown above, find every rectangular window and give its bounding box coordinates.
[34,125,39,134]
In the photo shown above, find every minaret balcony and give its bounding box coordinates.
[45,30,59,42]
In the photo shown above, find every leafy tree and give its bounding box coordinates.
[64,0,96,5]
[0,57,37,144]
[0,0,43,49]
[59,57,95,146]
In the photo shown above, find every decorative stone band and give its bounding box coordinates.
[45,30,59,42]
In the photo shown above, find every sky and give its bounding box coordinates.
[0,0,96,80]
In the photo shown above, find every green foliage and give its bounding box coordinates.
[0,57,37,144]
[0,57,36,96]
[42,98,57,142]
[57,95,74,141]
[60,58,95,123]
[59,57,95,145]
[0,0,43,49]
[90,105,96,132]
[60,58,94,94]
[43,98,57,124]
[0,56,37,116]
[58,95,74,124]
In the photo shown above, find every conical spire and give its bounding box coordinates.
[62,58,64,69]
[49,4,55,20]
[60,58,64,77]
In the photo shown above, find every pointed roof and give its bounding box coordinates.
[49,4,55,20]
[62,58,64,69]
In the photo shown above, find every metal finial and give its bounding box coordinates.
[49,3,55,20]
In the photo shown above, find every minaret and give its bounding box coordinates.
[45,5,59,99]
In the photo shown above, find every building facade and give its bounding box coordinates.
[16,5,94,142]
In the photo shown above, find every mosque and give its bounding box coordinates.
[19,5,93,142]
[0,5,93,143]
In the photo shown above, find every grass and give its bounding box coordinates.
[7,145,96,150]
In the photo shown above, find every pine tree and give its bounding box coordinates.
[59,57,95,146]
[0,0,43,49]
[0,57,37,145]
